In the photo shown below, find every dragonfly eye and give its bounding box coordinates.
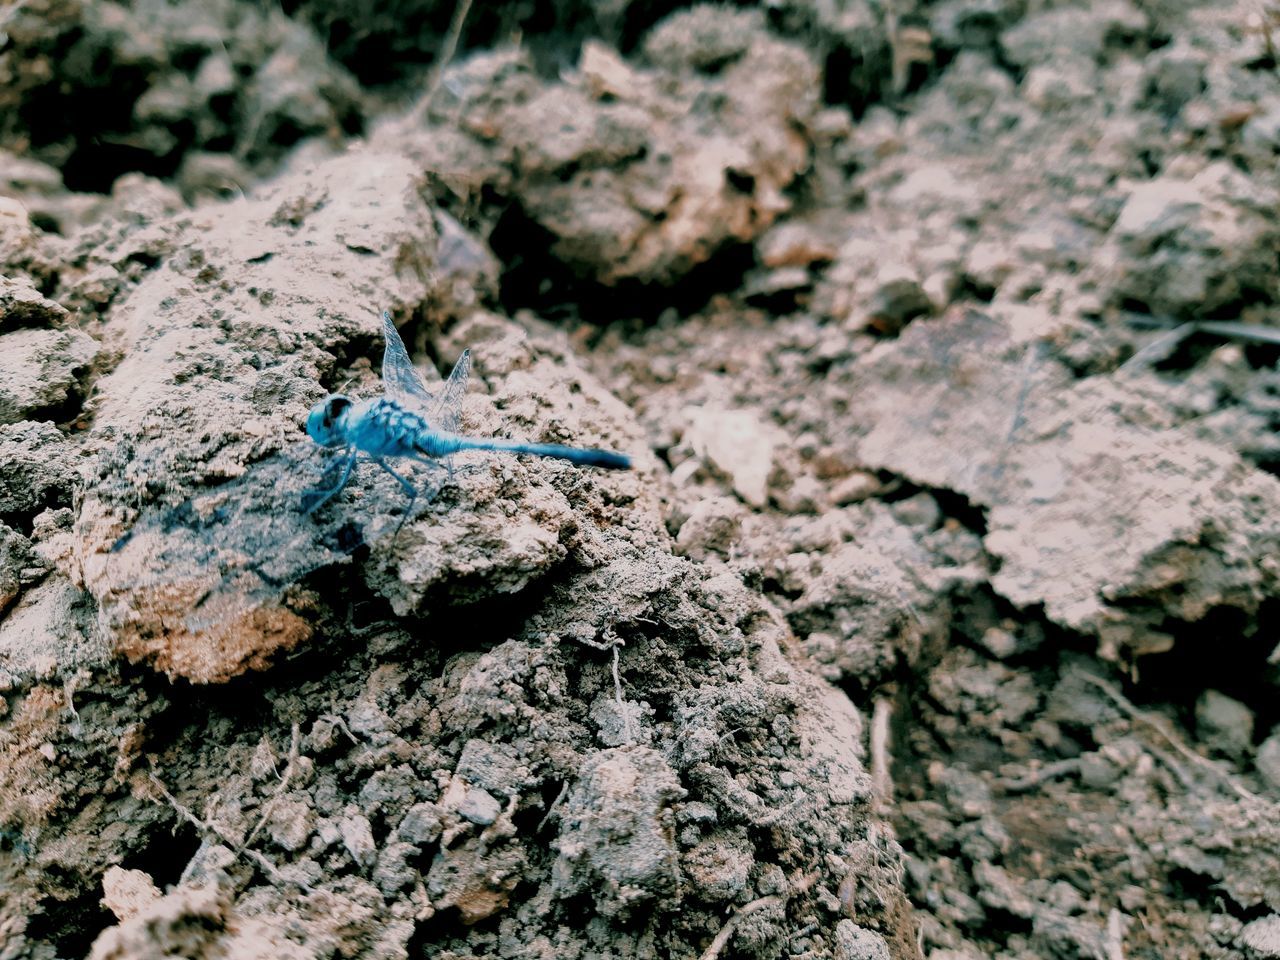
[322,395,352,422]
[307,395,353,446]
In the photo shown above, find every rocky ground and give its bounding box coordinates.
[2,1,1280,958]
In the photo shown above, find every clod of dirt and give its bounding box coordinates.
[0,275,68,330]
[844,307,1280,654]
[1258,733,1280,793]
[1241,914,1280,957]
[0,327,97,424]
[100,866,161,922]
[0,0,363,194]
[0,421,79,524]
[685,406,787,509]
[397,5,820,286]
[1195,689,1254,761]
[1095,162,1280,318]
[835,919,893,960]
[550,746,684,917]
[88,880,309,960]
[72,144,648,683]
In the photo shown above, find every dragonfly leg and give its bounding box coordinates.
[302,449,358,514]
[304,446,341,475]
[370,456,417,499]
[370,457,420,534]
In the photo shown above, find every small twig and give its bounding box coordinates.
[246,722,302,846]
[1141,741,1200,794]
[1121,312,1280,348]
[700,873,819,960]
[699,895,784,960]
[319,713,362,745]
[869,696,894,806]
[752,795,810,828]
[568,627,634,743]
[611,641,633,745]
[997,757,1086,793]
[990,340,1045,487]
[537,780,572,833]
[1105,908,1128,960]
[1191,319,1280,345]
[1117,322,1195,374]
[1082,675,1257,801]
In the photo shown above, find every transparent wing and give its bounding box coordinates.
[380,310,470,435]
[380,310,438,411]
[427,348,470,435]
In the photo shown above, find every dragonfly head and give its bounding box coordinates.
[306,395,353,447]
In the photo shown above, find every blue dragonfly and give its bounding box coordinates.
[301,311,631,517]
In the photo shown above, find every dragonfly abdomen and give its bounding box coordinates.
[412,428,464,459]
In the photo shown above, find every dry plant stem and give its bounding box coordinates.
[319,713,361,745]
[697,895,784,960]
[148,771,312,893]
[569,629,632,743]
[612,641,632,744]
[1122,312,1280,347]
[1081,675,1257,801]
[1117,322,1194,373]
[990,339,1044,489]
[409,0,475,126]
[536,779,572,833]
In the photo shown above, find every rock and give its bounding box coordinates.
[457,787,501,827]
[340,811,376,868]
[685,408,785,508]
[100,867,161,922]
[834,920,892,960]
[1196,690,1254,761]
[1257,732,1280,792]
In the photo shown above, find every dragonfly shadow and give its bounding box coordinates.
[103,441,448,637]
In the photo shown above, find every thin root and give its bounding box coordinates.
[1082,675,1257,802]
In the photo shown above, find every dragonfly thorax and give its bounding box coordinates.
[345,397,434,459]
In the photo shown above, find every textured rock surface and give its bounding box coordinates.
[3,1,1280,959]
